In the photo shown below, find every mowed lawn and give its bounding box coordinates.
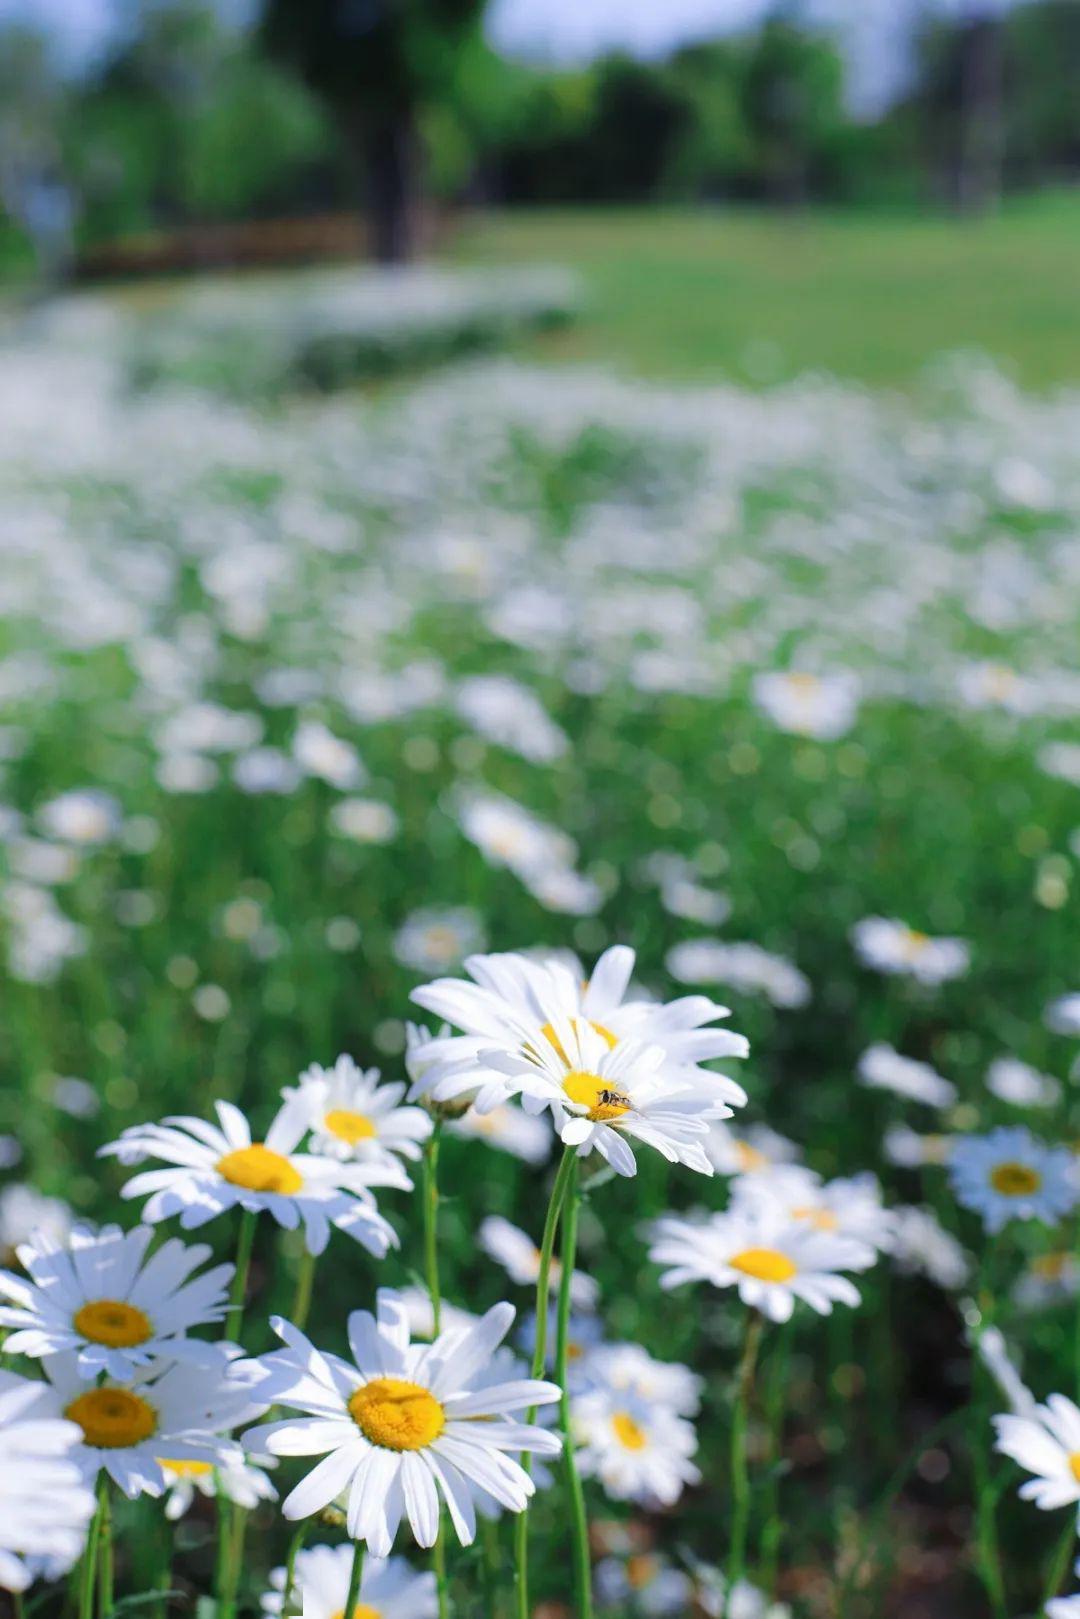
[447,195,1080,389]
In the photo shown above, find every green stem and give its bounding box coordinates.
[343,1542,366,1619]
[970,1254,1009,1619]
[422,1122,443,1337]
[291,1247,317,1332]
[77,1489,102,1619]
[281,1519,312,1617]
[514,1145,577,1619]
[481,1517,501,1619]
[432,1525,449,1619]
[1045,1515,1077,1608]
[226,1207,258,1341]
[759,1329,790,1595]
[728,1309,764,1592]
[96,1478,114,1618]
[214,1493,235,1619]
[556,1155,592,1619]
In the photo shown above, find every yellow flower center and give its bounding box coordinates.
[159,1458,214,1478]
[729,1247,798,1283]
[348,1378,445,1451]
[562,1070,631,1122]
[990,1161,1042,1197]
[734,1142,768,1172]
[540,1019,618,1066]
[324,1109,377,1146]
[1070,1454,1080,1485]
[612,1411,648,1451]
[216,1142,303,1195]
[786,673,821,696]
[330,1607,380,1619]
[900,929,930,959]
[626,1554,658,1589]
[1032,1252,1068,1280]
[65,1387,157,1449]
[791,1207,839,1232]
[73,1298,153,1348]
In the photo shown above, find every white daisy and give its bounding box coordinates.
[579,1341,702,1417]
[37,788,121,846]
[262,1544,437,1619]
[694,1564,792,1619]
[948,1127,1078,1235]
[26,1351,269,1499]
[0,1224,233,1383]
[572,1387,699,1507]
[393,908,486,975]
[479,1214,598,1307]
[732,1166,895,1253]
[666,939,811,1011]
[882,1124,954,1169]
[1014,1251,1080,1312]
[483,1017,723,1179]
[856,1043,956,1108]
[161,1451,278,1521]
[409,945,748,1112]
[704,1122,801,1177]
[851,917,970,985]
[976,1327,1037,1420]
[288,1055,432,1167]
[752,669,859,739]
[985,1056,1061,1109]
[0,1183,72,1264]
[516,1306,605,1383]
[595,1552,694,1615]
[647,1208,872,1323]
[1048,1590,1080,1619]
[1046,995,1080,1037]
[242,1289,561,1556]
[396,1288,482,1342]
[0,1370,96,1592]
[101,1098,406,1257]
[887,1206,969,1291]
[448,1103,553,1164]
[994,1394,1080,1514]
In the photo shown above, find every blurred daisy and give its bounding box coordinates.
[976,1326,1037,1419]
[262,1544,437,1619]
[704,1121,800,1177]
[666,939,811,1010]
[243,1289,561,1555]
[752,669,859,739]
[1046,995,1080,1037]
[0,1183,72,1264]
[28,1353,268,1499]
[0,1370,96,1592]
[393,908,486,975]
[1014,1251,1080,1312]
[479,1215,598,1309]
[733,1166,895,1253]
[410,945,748,1113]
[648,1209,871,1322]
[516,1306,605,1381]
[447,1102,552,1164]
[455,674,568,764]
[581,1342,702,1417]
[162,1451,277,1521]
[288,1054,432,1167]
[694,1564,792,1619]
[396,1287,481,1342]
[486,1017,723,1179]
[851,918,969,985]
[37,788,121,846]
[986,1056,1061,1109]
[101,1098,406,1257]
[883,1124,954,1169]
[0,1223,233,1382]
[948,1128,1078,1234]
[573,1388,699,1506]
[857,1043,956,1108]
[994,1393,1080,1514]
[1048,1587,1080,1619]
[330,797,400,844]
[888,1206,969,1291]
[594,1552,693,1615]
[292,720,365,789]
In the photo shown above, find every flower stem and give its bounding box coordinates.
[481,1517,502,1618]
[422,1121,443,1336]
[1045,1515,1077,1608]
[214,1494,235,1619]
[759,1328,790,1595]
[728,1308,764,1592]
[343,1541,366,1619]
[226,1207,257,1341]
[291,1247,317,1332]
[514,1144,578,1619]
[77,1489,102,1619]
[281,1518,311,1617]
[556,1154,592,1619]
[96,1477,114,1618]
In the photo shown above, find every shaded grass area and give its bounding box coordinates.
[447,195,1080,389]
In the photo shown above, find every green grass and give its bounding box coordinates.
[447,194,1080,389]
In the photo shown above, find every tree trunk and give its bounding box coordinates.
[363,111,419,265]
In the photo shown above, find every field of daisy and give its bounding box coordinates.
[3,249,1080,1619]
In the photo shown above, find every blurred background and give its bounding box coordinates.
[1,0,1079,384]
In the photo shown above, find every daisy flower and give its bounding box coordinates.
[851,917,970,985]
[993,1393,1080,1515]
[704,1121,801,1177]
[693,1564,793,1619]
[409,945,748,1112]
[731,1166,895,1254]
[665,939,811,1011]
[479,1215,598,1309]
[882,1124,954,1169]
[752,669,859,739]
[288,1054,432,1167]
[396,1288,481,1342]
[393,907,486,975]
[162,1451,278,1521]
[447,1103,553,1165]
[24,1351,269,1499]
[242,1288,561,1555]
[262,1544,437,1619]
[1014,1251,1080,1312]
[856,1043,956,1108]
[0,1183,72,1265]
[887,1206,969,1291]
[572,1387,699,1506]
[986,1056,1061,1109]
[1048,1588,1080,1619]
[0,1370,96,1592]
[581,1341,702,1417]
[101,1098,407,1257]
[0,1223,233,1382]
[647,1208,872,1322]
[948,1127,1078,1235]
[516,1306,605,1383]
[594,1551,694,1615]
